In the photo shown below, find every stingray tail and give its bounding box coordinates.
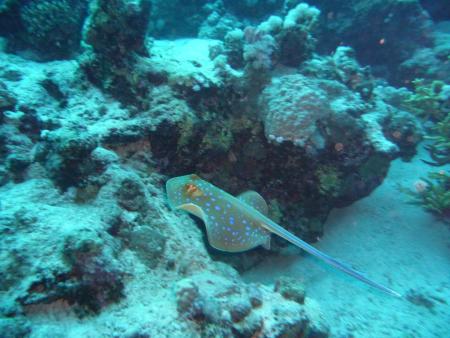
[261,219,402,298]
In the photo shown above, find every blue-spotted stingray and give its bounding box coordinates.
[166,174,401,297]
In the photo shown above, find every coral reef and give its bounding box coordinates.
[0,124,33,182]
[400,171,450,220]
[309,0,433,83]
[274,276,306,304]
[403,79,447,121]
[0,180,126,317]
[396,78,449,162]
[315,165,342,197]
[223,2,321,71]
[0,48,332,336]
[81,0,151,106]
[175,273,328,337]
[0,81,16,112]
[397,22,450,83]
[0,1,447,336]
[242,27,277,72]
[424,113,450,166]
[0,0,88,60]
[259,73,366,153]
[198,7,241,40]
[301,46,374,100]
[277,3,320,67]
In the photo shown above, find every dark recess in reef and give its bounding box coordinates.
[420,0,450,21]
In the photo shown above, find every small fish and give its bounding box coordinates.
[166,174,402,298]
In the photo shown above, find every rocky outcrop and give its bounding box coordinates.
[81,0,152,106]
[0,0,88,60]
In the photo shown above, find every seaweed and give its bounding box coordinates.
[403,79,446,122]
[402,79,450,165]
[423,113,450,166]
[399,171,450,220]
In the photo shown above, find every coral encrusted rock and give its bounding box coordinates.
[0,0,88,59]
[81,0,152,105]
[259,74,366,154]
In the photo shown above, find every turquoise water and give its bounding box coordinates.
[0,1,449,337]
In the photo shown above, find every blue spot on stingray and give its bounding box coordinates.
[215,205,221,211]
[229,217,235,225]
[245,226,251,231]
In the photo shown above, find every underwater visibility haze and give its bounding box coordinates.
[0,0,449,337]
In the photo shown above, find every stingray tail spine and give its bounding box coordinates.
[261,219,402,298]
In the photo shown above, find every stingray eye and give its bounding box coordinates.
[184,183,203,198]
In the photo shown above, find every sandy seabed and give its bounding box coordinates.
[244,144,450,338]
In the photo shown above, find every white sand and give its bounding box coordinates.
[244,145,450,337]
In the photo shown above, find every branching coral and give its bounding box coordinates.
[402,79,449,165]
[424,113,450,166]
[403,79,446,121]
[400,171,450,220]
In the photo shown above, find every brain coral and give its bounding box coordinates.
[259,74,366,151]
